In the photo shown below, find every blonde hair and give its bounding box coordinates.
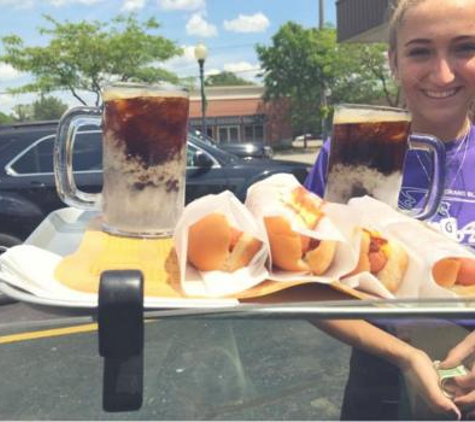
[388,0,427,51]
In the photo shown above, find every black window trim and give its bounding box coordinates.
[5,130,104,177]
[5,131,221,177]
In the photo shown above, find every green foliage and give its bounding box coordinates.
[7,95,68,122]
[205,71,254,87]
[0,111,13,125]
[179,76,198,92]
[11,104,34,122]
[256,23,399,136]
[0,14,181,106]
[33,95,68,120]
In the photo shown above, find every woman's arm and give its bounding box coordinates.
[311,319,461,419]
[316,319,414,365]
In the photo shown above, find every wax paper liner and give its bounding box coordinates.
[347,196,475,298]
[245,173,360,284]
[174,190,270,297]
[339,228,426,299]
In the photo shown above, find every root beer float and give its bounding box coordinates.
[55,82,190,238]
[102,84,189,236]
[325,105,411,208]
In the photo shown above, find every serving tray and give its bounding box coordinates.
[0,208,364,312]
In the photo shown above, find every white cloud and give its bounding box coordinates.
[157,0,204,11]
[0,64,22,82]
[223,61,262,81]
[163,45,197,72]
[0,0,103,7]
[186,13,217,38]
[0,90,98,115]
[121,0,146,11]
[224,61,259,74]
[205,68,220,77]
[0,0,34,8]
[224,12,270,33]
[47,0,104,5]
[0,92,35,115]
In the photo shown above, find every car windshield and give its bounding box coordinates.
[1,1,475,421]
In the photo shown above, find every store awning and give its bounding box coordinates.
[336,0,393,43]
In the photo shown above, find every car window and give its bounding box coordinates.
[186,143,216,167]
[10,131,103,174]
[186,144,197,166]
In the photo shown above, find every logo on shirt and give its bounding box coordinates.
[400,188,475,251]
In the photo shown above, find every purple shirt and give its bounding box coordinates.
[305,125,475,251]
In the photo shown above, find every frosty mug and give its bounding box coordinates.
[54,82,190,238]
[325,104,446,220]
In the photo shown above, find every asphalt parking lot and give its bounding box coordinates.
[273,140,322,165]
[0,301,351,420]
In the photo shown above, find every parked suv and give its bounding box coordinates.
[0,121,310,248]
[192,130,273,159]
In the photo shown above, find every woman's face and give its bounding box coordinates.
[389,0,475,135]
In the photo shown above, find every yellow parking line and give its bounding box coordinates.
[0,323,98,345]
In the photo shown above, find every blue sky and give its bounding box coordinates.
[0,0,337,114]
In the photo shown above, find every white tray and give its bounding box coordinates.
[0,208,239,311]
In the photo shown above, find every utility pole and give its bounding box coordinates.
[319,0,327,140]
[319,0,325,29]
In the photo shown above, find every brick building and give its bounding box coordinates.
[189,85,293,147]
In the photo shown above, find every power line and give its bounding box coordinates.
[176,67,263,79]
[206,43,259,51]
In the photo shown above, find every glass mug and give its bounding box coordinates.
[325,104,446,220]
[54,82,189,238]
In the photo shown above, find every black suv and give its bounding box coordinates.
[0,121,310,248]
[192,130,273,159]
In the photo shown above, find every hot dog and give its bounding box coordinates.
[263,186,337,274]
[187,213,263,272]
[432,257,475,295]
[349,229,408,293]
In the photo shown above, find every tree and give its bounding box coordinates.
[256,23,399,140]
[11,104,34,122]
[0,14,181,106]
[330,43,400,108]
[33,95,68,120]
[205,71,254,87]
[0,112,13,125]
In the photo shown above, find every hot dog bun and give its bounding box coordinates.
[187,213,263,272]
[350,229,408,293]
[432,257,475,295]
[263,215,337,274]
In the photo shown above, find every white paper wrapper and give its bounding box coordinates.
[339,234,426,299]
[245,174,360,283]
[347,196,475,298]
[0,245,96,301]
[174,191,270,297]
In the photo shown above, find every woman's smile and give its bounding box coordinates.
[422,87,462,99]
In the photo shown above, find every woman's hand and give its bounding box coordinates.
[402,348,461,420]
[441,331,475,418]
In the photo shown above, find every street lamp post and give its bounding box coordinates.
[194,43,208,138]
[321,84,332,140]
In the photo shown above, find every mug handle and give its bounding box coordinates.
[54,106,102,210]
[405,133,446,220]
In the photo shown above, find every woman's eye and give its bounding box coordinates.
[454,43,475,56]
[406,48,431,58]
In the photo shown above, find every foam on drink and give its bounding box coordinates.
[325,106,411,207]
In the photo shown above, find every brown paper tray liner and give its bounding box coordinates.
[55,221,374,304]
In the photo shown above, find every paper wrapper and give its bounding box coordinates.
[245,174,360,283]
[347,196,475,298]
[174,191,270,297]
